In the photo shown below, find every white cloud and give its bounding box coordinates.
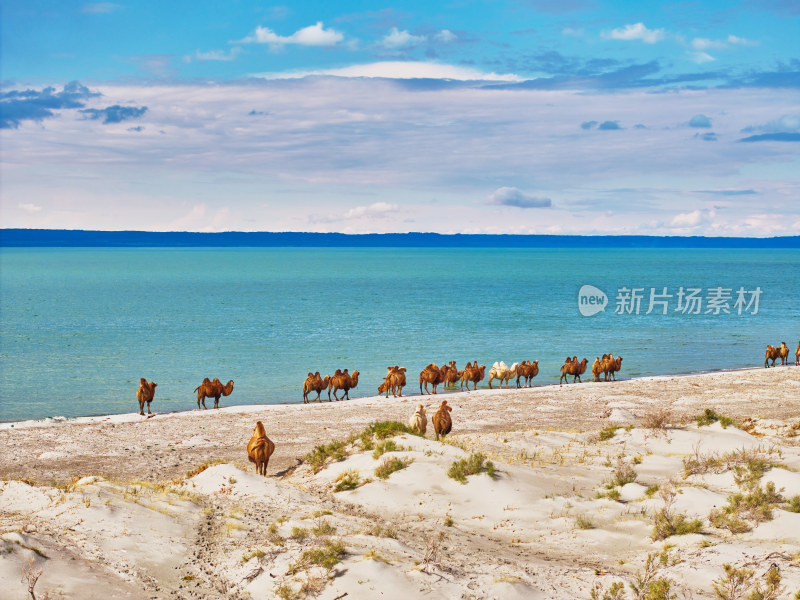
[195,47,242,61]
[691,37,726,51]
[18,203,43,213]
[380,28,425,49]
[238,22,343,47]
[486,187,552,208]
[728,35,758,46]
[691,51,716,63]
[252,61,522,81]
[345,202,399,219]
[603,23,666,44]
[435,29,458,43]
[670,209,715,228]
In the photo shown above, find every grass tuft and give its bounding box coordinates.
[374,456,412,479]
[447,453,496,484]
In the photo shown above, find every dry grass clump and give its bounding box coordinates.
[640,405,672,434]
[447,453,496,484]
[611,458,638,487]
[372,439,398,459]
[286,540,346,575]
[333,470,361,492]
[682,446,778,479]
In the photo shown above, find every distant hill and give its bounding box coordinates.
[2,229,799,248]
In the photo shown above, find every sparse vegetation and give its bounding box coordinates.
[641,406,672,434]
[589,547,678,600]
[241,548,265,563]
[333,469,361,492]
[448,453,496,484]
[712,563,784,600]
[612,458,638,487]
[304,440,348,473]
[709,481,784,533]
[372,439,398,459]
[651,485,703,541]
[287,540,346,575]
[787,495,800,513]
[576,514,595,529]
[599,425,619,441]
[290,527,308,541]
[375,456,412,479]
[695,409,734,429]
[311,519,336,536]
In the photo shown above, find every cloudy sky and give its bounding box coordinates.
[2,1,799,235]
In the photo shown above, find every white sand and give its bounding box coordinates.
[2,366,800,599]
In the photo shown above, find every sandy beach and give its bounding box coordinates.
[2,366,800,599]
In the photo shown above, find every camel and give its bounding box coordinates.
[247,421,275,477]
[432,400,452,441]
[382,366,407,398]
[194,377,234,409]
[303,372,330,403]
[460,362,486,391]
[487,361,519,389]
[441,361,461,388]
[328,369,359,401]
[609,356,623,381]
[419,363,445,395]
[136,378,157,416]
[592,357,603,382]
[515,360,539,387]
[560,357,588,385]
[408,403,427,435]
[778,342,790,366]
[796,341,800,366]
[764,345,780,368]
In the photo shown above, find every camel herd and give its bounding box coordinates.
[135,342,798,417]
[764,341,800,368]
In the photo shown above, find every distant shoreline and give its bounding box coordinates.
[3,229,800,248]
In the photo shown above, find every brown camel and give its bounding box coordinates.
[303,372,331,403]
[136,378,157,416]
[460,361,486,391]
[592,356,603,382]
[560,357,588,385]
[609,356,623,381]
[381,366,407,398]
[419,363,446,395]
[441,361,461,388]
[778,342,790,366]
[796,341,800,366]
[328,369,359,401]
[764,345,780,368]
[194,377,234,409]
[516,360,539,387]
[432,400,452,441]
[247,421,275,477]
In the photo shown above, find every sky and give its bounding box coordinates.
[1,0,799,235]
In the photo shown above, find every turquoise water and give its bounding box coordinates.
[1,247,798,422]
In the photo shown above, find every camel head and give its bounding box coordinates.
[222,380,234,395]
[351,370,359,383]
[253,421,267,438]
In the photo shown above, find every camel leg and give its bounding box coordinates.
[147,400,152,415]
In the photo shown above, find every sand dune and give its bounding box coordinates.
[2,366,800,599]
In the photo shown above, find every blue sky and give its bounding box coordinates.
[1,0,799,234]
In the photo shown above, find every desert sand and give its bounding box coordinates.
[2,366,800,599]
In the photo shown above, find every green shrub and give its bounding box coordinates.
[304,440,347,473]
[448,453,496,484]
[599,425,619,441]
[287,540,346,575]
[372,439,398,459]
[374,456,411,479]
[651,508,703,540]
[695,409,733,428]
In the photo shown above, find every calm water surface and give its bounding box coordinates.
[1,247,798,421]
